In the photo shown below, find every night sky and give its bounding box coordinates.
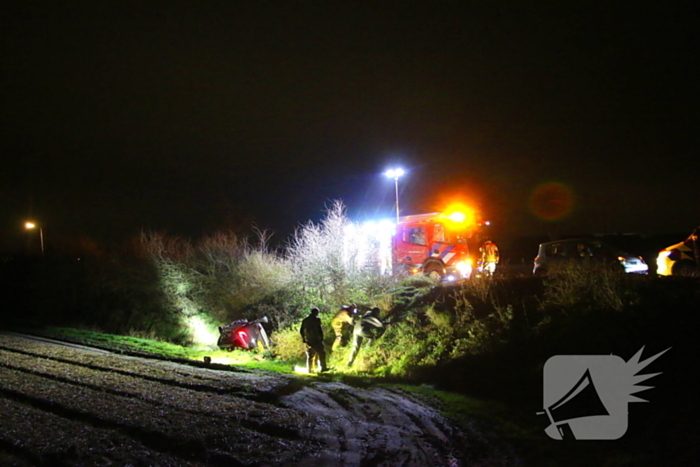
[2,3,699,253]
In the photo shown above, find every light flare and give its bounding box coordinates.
[528,182,575,221]
[441,203,478,229]
[213,356,247,365]
[186,316,219,348]
[449,212,466,223]
[455,260,472,278]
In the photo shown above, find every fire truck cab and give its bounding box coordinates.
[393,212,476,281]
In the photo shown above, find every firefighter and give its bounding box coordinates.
[300,307,328,373]
[480,238,500,277]
[331,303,358,351]
[347,307,386,367]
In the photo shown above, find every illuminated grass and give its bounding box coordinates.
[29,327,293,374]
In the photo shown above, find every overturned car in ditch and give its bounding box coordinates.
[217,316,271,351]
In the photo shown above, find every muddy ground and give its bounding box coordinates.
[0,332,516,466]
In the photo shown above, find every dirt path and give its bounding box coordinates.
[0,332,512,466]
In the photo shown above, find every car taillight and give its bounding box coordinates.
[236,330,248,347]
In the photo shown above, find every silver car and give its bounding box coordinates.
[533,238,648,276]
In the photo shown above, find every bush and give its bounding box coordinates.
[285,200,397,308]
[540,262,644,312]
[270,324,306,364]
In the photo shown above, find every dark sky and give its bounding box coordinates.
[2,3,699,252]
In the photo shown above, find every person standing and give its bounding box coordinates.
[347,307,386,367]
[331,303,358,351]
[480,239,500,277]
[300,307,328,373]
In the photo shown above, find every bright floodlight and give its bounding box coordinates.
[384,168,405,179]
[25,222,36,229]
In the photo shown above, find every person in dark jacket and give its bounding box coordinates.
[300,307,328,372]
[347,307,386,367]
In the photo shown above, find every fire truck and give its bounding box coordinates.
[350,209,486,281]
[392,211,484,281]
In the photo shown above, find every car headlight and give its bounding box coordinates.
[456,261,471,275]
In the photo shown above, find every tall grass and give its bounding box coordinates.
[303,265,653,379]
[540,261,641,312]
[72,200,400,345]
[344,280,516,377]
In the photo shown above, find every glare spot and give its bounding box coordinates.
[528,182,575,221]
[214,356,247,365]
[186,315,219,348]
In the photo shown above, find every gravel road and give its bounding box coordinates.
[0,331,514,466]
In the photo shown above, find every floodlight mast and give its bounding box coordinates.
[384,168,405,225]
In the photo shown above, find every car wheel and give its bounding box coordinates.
[672,260,697,277]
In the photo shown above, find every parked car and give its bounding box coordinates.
[533,238,648,276]
[656,227,699,277]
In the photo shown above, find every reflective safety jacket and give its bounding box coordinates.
[480,241,500,263]
[331,308,355,332]
[353,315,386,340]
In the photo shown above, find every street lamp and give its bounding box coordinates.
[24,222,44,257]
[384,168,405,224]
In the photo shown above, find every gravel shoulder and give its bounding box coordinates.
[0,331,515,466]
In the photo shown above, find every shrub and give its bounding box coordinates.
[540,262,643,312]
[343,280,521,377]
[426,305,453,330]
[270,324,306,364]
[285,200,397,308]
